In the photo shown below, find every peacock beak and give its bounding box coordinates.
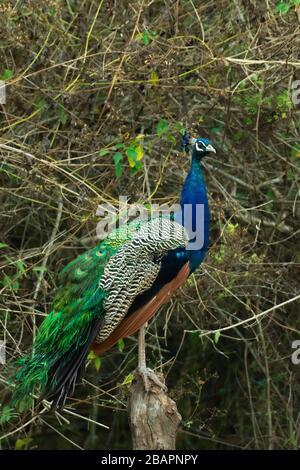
[205,144,216,154]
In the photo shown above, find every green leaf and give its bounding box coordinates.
[87,350,101,371]
[0,69,13,80]
[98,148,110,157]
[150,70,159,85]
[115,143,125,149]
[15,437,32,450]
[214,330,221,344]
[135,144,144,161]
[291,145,300,159]
[130,160,143,174]
[2,274,20,291]
[94,356,101,372]
[32,266,47,273]
[57,104,68,125]
[276,90,292,112]
[0,406,13,424]
[87,350,96,360]
[34,98,46,111]
[156,119,169,136]
[233,130,244,142]
[275,2,290,13]
[16,260,27,276]
[225,222,238,237]
[189,331,200,346]
[113,152,123,178]
[244,117,253,126]
[117,338,124,352]
[122,373,134,386]
[135,32,143,42]
[0,243,8,249]
[126,147,137,168]
[174,122,185,132]
[142,30,150,45]
[135,29,157,45]
[167,134,177,145]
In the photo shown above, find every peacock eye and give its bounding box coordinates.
[195,141,204,152]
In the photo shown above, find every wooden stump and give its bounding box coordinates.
[128,368,181,450]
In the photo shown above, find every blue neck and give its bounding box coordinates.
[176,152,210,271]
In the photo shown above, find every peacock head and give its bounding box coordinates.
[192,137,216,158]
[181,132,216,159]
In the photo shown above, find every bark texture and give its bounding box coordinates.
[128,369,181,450]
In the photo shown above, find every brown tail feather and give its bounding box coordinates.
[92,262,190,355]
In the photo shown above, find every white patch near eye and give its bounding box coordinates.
[195,142,203,152]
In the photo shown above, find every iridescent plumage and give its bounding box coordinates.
[11,136,215,411]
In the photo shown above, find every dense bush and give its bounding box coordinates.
[0,0,299,450]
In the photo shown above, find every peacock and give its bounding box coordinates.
[10,134,216,411]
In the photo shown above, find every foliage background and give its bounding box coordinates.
[0,0,300,450]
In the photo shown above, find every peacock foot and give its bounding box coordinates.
[136,366,167,392]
